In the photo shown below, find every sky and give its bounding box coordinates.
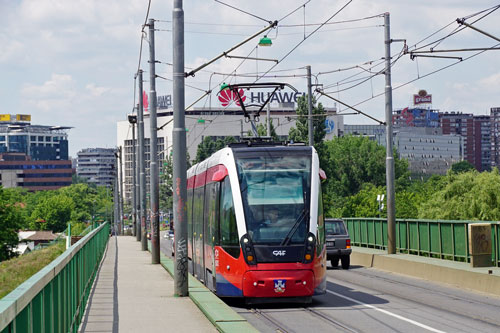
[1,0,499,157]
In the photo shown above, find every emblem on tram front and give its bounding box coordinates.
[274,279,286,293]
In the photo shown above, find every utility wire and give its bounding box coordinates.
[156,25,381,36]
[185,1,354,145]
[280,13,385,27]
[214,0,272,24]
[156,74,208,93]
[154,13,384,28]
[132,0,152,114]
[329,42,500,114]
[255,0,354,82]
[279,0,312,22]
[136,0,152,74]
[409,4,500,53]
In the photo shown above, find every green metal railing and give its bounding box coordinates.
[343,218,500,267]
[0,222,110,333]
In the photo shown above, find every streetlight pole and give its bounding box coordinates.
[128,114,138,238]
[306,65,313,146]
[148,18,160,264]
[384,12,396,254]
[173,0,188,297]
[138,70,148,251]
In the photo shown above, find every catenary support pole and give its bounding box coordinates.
[138,70,148,251]
[113,175,118,236]
[306,65,313,146]
[135,106,141,241]
[148,19,160,264]
[131,119,137,237]
[384,12,396,254]
[173,0,188,297]
[118,146,124,235]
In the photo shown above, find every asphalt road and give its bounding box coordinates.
[158,236,500,332]
[230,265,500,333]
[160,230,174,258]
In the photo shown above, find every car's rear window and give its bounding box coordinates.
[325,221,346,235]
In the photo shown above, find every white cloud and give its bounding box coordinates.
[86,83,110,97]
[23,74,74,96]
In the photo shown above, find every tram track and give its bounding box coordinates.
[246,306,360,333]
[249,308,295,333]
[303,307,360,333]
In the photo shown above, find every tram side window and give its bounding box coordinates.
[187,186,193,260]
[193,186,205,231]
[317,189,325,250]
[205,182,219,247]
[220,177,240,258]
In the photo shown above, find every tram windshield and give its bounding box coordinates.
[235,150,311,245]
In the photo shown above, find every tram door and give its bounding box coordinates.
[193,184,205,282]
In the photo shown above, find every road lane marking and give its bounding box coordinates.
[326,290,446,333]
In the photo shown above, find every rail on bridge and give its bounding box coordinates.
[344,218,500,267]
[0,222,110,333]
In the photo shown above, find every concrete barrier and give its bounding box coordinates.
[351,247,500,296]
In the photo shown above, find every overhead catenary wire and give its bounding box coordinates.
[408,4,500,53]
[175,1,359,143]
[278,0,312,22]
[328,42,500,115]
[156,74,208,93]
[154,13,385,29]
[155,25,382,37]
[132,0,152,114]
[214,0,272,24]
[255,0,354,82]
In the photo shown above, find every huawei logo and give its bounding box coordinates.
[218,88,246,107]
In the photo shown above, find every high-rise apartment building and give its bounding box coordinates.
[491,107,500,169]
[76,148,116,187]
[440,112,491,171]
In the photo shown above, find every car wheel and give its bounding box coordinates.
[341,256,350,269]
[331,258,339,268]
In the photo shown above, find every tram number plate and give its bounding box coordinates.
[326,241,335,247]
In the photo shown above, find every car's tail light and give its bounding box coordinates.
[303,233,316,263]
[346,239,351,249]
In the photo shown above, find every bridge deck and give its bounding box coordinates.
[78,236,216,332]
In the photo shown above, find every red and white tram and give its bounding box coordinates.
[186,142,326,303]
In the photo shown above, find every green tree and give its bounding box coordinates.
[255,118,279,141]
[59,184,100,223]
[322,135,409,215]
[0,187,24,261]
[450,160,475,174]
[288,95,326,148]
[418,168,500,220]
[160,155,174,213]
[194,136,236,164]
[30,194,75,232]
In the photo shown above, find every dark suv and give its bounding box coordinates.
[325,219,351,269]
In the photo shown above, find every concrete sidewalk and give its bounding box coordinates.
[351,246,500,296]
[79,236,217,333]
